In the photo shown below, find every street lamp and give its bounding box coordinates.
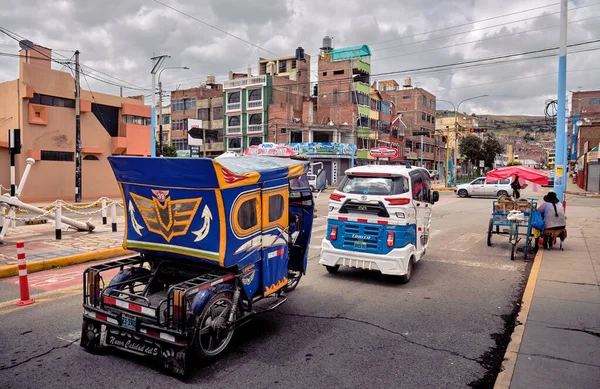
[437,94,488,187]
[157,66,189,156]
[150,54,170,157]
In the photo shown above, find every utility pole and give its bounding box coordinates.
[158,80,163,156]
[420,133,424,167]
[554,0,568,200]
[74,50,82,203]
[203,128,207,158]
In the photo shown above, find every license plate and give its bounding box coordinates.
[354,241,367,250]
[106,328,160,357]
[121,313,138,331]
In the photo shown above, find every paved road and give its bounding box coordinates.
[0,190,536,389]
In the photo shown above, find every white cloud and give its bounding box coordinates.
[0,0,599,114]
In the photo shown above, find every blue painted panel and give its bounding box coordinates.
[326,219,416,255]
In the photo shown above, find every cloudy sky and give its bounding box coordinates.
[1,0,599,115]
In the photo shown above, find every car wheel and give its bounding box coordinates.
[458,189,468,198]
[497,190,508,197]
[310,185,315,192]
[397,257,414,284]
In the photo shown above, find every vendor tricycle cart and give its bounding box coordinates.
[487,199,537,260]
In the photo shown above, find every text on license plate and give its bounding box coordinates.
[354,241,367,249]
[121,313,137,331]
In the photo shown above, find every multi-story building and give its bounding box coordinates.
[570,90,600,161]
[156,104,171,146]
[169,76,224,157]
[380,79,444,170]
[223,48,311,152]
[0,45,151,202]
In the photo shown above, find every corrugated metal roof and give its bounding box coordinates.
[329,45,371,61]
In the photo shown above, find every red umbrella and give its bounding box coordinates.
[485,166,548,185]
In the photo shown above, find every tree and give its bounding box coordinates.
[481,134,504,168]
[161,144,178,157]
[459,135,483,166]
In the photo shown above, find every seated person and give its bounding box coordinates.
[288,212,300,244]
[538,191,567,246]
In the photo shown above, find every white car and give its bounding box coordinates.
[455,177,513,198]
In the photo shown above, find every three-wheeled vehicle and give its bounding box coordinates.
[80,155,314,376]
[319,164,439,283]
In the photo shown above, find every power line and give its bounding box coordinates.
[153,0,279,57]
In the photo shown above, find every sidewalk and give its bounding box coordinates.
[495,194,600,388]
[0,215,129,278]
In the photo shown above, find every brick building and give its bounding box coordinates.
[570,90,600,160]
[169,77,224,157]
[379,79,444,170]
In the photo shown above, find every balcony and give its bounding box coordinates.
[353,82,370,95]
[247,124,264,134]
[226,126,241,135]
[226,102,241,112]
[223,75,267,90]
[358,105,370,117]
[354,60,370,74]
[247,99,263,110]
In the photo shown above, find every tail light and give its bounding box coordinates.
[87,271,100,305]
[387,232,395,247]
[173,289,185,325]
[329,193,346,202]
[384,197,410,206]
[330,226,338,241]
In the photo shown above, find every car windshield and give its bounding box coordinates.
[337,175,409,196]
[290,174,310,189]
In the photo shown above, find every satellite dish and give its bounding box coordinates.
[18,40,35,51]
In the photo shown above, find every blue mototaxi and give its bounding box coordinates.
[80,155,314,376]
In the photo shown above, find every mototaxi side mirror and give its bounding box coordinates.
[432,191,440,204]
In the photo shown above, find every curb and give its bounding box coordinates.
[0,247,132,279]
[493,248,544,389]
[564,190,600,198]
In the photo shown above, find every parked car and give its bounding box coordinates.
[428,170,440,180]
[307,173,317,191]
[455,177,513,198]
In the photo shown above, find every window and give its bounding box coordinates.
[500,179,510,184]
[590,98,600,105]
[248,89,262,101]
[83,155,99,161]
[122,115,151,126]
[228,138,241,149]
[410,170,431,202]
[337,175,409,196]
[212,106,223,120]
[472,178,485,185]
[333,70,344,75]
[268,194,285,223]
[172,138,188,150]
[228,92,240,103]
[172,119,188,131]
[30,93,76,108]
[228,116,240,126]
[172,100,184,111]
[92,103,119,137]
[249,114,261,125]
[237,198,258,230]
[290,174,310,190]
[198,108,210,121]
[403,95,411,100]
[172,98,195,111]
[41,150,74,162]
[422,112,426,121]
[249,137,262,146]
[291,59,297,69]
[422,96,427,106]
[352,92,369,106]
[162,114,170,124]
[427,114,431,123]
[322,72,327,76]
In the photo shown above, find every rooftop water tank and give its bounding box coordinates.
[322,36,333,51]
[296,47,305,60]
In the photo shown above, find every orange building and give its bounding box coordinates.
[0,45,151,202]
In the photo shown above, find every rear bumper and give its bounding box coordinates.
[319,239,415,276]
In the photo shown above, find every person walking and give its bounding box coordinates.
[511,174,522,199]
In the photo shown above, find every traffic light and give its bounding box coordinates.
[469,128,488,133]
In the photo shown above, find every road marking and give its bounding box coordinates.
[424,257,519,272]
[443,232,485,252]
[493,248,545,389]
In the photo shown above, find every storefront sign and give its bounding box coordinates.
[369,147,398,159]
[284,142,356,158]
[244,143,295,157]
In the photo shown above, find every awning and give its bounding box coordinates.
[485,166,548,185]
